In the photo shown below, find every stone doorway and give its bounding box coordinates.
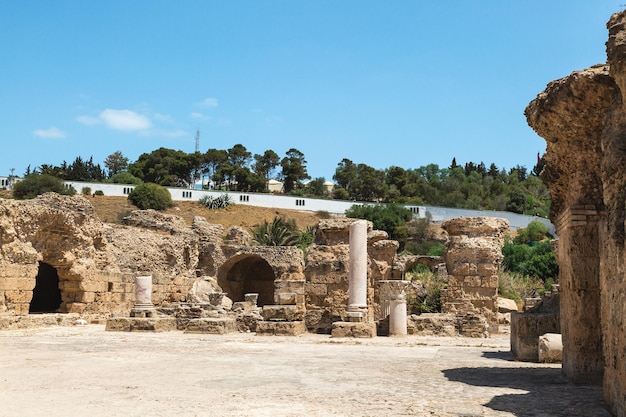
[218,255,276,307]
[29,262,62,313]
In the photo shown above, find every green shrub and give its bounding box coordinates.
[13,174,75,199]
[315,210,332,219]
[498,272,544,302]
[93,190,104,196]
[515,220,549,244]
[502,239,558,283]
[198,194,232,209]
[345,203,412,241]
[108,171,142,185]
[406,266,445,314]
[127,183,173,210]
[81,187,91,196]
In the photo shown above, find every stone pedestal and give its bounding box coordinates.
[389,298,407,337]
[130,275,157,318]
[378,280,410,337]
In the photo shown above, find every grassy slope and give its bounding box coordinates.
[85,195,323,232]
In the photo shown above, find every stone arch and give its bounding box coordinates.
[217,254,276,307]
[29,262,62,313]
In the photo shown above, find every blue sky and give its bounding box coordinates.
[0,1,621,180]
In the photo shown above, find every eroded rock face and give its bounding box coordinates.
[525,10,626,415]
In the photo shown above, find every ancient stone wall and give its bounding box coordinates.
[440,217,509,333]
[525,10,626,415]
[303,218,399,333]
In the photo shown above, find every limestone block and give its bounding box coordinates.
[105,317,131,332]
[76,291,96,303]
[261,305,303,321]
[275,292,297,305]
[481,275,499,289]
[256,320,306,336]
[498,312,511,324]
[0,278,35,291]
[331,321,376,338]
[477,263,499,276]
[66,302,87,314]
[538,333,563,363]
[274,280,306,295]
[497,297,519,313]
[4,289,31,304]
[184,318,237,334]
[408,314,458,337]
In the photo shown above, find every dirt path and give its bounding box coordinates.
[0,326,610,417]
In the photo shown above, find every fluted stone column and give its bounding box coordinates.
[347,220,368,321]
[130,275,156,318]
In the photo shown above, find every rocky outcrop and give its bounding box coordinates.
[525,9,626,415]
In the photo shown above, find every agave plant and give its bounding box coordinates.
[252,216,302,246]
[199,193,232,209]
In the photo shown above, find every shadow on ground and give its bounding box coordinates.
[443,361,611,416]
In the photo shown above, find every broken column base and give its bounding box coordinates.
[105,317,177,332]
[331,321,376,338]
[130,304,157,318]
[256,320,306,336]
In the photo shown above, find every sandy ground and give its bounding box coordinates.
[0,326,610,417]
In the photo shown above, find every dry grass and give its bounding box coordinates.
[85,195,323,231]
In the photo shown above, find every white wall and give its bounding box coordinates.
[64,180,555,234]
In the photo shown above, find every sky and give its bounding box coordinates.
[0,1,622,181]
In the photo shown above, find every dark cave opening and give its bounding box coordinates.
[29,262,62,314]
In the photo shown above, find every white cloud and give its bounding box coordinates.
[190,112,211,120]
[76,115,101,126]
[153,113,173,123]
[33,127,67,139]
[99,109,152,131]
[197,97,218,108]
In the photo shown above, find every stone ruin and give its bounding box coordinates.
[0,192,512,340]
[524,9,626,415]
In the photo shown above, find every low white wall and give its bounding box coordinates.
[64,181,555,233]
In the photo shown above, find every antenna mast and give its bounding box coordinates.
[195,129,200,153]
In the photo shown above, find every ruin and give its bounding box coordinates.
[0,191,514,340]
[524,9,626,415]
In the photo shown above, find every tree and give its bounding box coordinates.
[127,183,173,210]
[281,148,310,193]
[253,150,280,186]
[13,174,75,199]
[304,177,327,197]
[350,164,387,201]
[104,151,129,177]
[202,148,228,188]
[345,203,412,241]
[333,158,357,191]
[129,147,192,187]
[108,172,142,185]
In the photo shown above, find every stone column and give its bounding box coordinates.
[556,206,603,384]
[378,280,410,336]
[347,220,368,320]
[130,275,156,318]
[389,296,407,337]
